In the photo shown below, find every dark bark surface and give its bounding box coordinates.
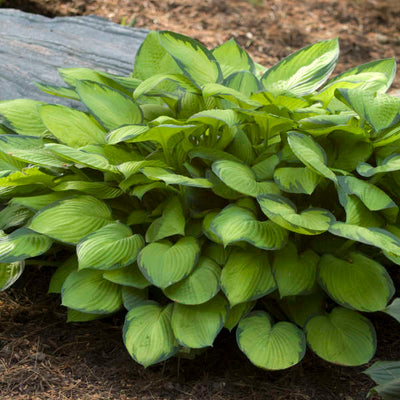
[0,9,148,106]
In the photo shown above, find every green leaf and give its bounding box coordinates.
[0,204,33,230]
[61,269,122,314]
[365,361,400,400]
[10,192,73,212]
[258,194,334,235]
[274,167,319,195]
[210,205,288,250]
[224,71,260,96]
[224,301,256,331]
[77,222,144,271]
[122,286,149,310]
[53,181,123,200]
[237,311,306,370]
[212,160,280,197]
[0,99,47,136]
[305,307,376,366]
[383,298,400,323]
[67,309,104,322]
[221,248,276,306]
[171,294,228,348]
[319,252,394,312]
[75,80,143,130]
[0,228,52,263]
[106,124,148,144]
[158,31,222,86]
[48,256,78,294]
[39,105,106,148]
[145,196,185,242]
[29,196,113,244]
[357,154,400,177]
[251,154,281,181]
[35,82,80,100]
[164,257,220,305]
[103,263,151,289]
[273,242,318,297]
[141,167,213,188]
[212,39,255,78]
[0,261,24,291]
[329,222,400,256]
[123,302,177,367]
[336,89,400,132]
[287,132,337,182]
[261,39,339,95]
[138,237,200,289]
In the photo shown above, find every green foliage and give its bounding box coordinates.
[0,30,399,370]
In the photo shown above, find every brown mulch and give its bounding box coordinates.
[1,1,400,399]
[1,268,399,400]
[3,0,400,89]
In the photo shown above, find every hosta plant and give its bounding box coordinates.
[0,30,400,370]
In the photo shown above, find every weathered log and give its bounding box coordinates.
[0,9,148,106]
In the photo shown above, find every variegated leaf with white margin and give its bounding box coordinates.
[0,261,24,291]
[273,241,318,298]
[171,293,228,348]
[29,195,113,244]
[237,311,306,370]
[221,248,276,306]
[138,237,200,289]
[319,252,394,312]
[261,39,339,96]
[77,222,144,271]
[305,307,376,366]
[123,301,177,367]
[209,205,288,250]
[258,194,335,235]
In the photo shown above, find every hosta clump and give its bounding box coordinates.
[0,30,400,370]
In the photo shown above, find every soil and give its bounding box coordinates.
[2,0,400,89]
[1,1,400,399]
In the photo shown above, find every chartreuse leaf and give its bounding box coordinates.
[287,132,337,182]
[261,39,339,95]
[164,257,220,305]
[132,31,180,80]
[0,99,47,136]
[357,154,400,177]
[0,167,54,187]
[0,228,52,263]
[212,160,280,197]
[273,242,318,298]
[305,307,376,366]
[77,222,144,271]
[221,248,276,306]
[335,89,400,132]
[237,311,306,370]
[329,222,400,256]
[10,192,73,212]
[224,301,256,331]
[52,181,122,200]
[103,263,150,289]
[35,82,80,100]
[75,81,143,130]
[319,252,394,312]
[39,105,106,147]
[274,167,319,195]
[48,256,78,294]
[61,269,122,314]
[258,194,334,235]
[158,31,222,86]
[383,298,400,323]
[29,196,113,244]
[106,125,148,144]
[171,293,228,348]
[122,287,149,310]
[212,39,255,78]
[123,302,177,367]
[138,237,200,289]
[45,143,118,173]
[210,205,288,250]
[0,261,24,291]
[145,196,185,242]
[141,167,213,188]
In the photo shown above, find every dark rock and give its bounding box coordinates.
[0,9,148,106]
